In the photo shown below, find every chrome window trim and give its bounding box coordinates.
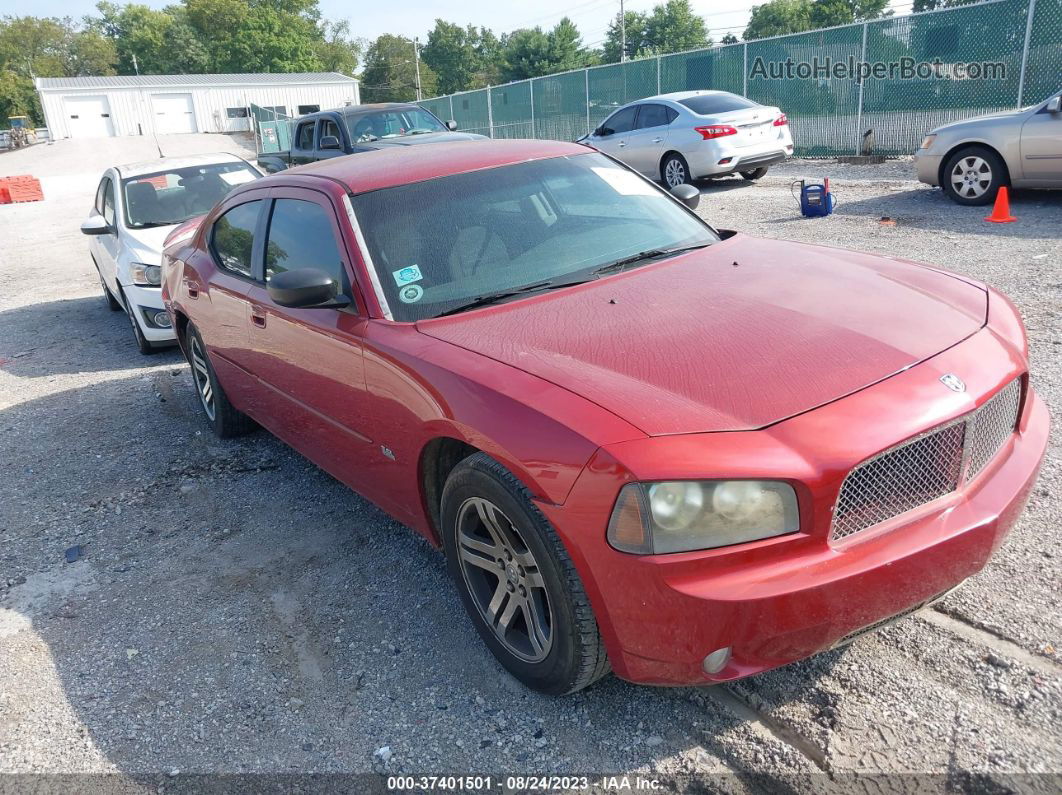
[341,193,392,321]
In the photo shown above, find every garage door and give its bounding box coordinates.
[64,95,115,138]
[151,93,197,134]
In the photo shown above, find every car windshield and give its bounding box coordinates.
[350,152,718,322]
[678,93,760,115]
[348,108,447,142]
[122,162,259,229]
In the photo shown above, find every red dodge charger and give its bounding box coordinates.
[162,140,1048,694]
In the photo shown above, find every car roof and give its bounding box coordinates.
[115,152,248,178]
[260,139,590,194]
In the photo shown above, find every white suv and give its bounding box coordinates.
[81,153,260,354]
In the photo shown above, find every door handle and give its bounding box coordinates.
[618,141,626,147]
[652,137,663,143]
[185,279,200,299]
[250,306,266,328]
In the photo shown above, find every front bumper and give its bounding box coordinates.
[915,150,943,186]
[121,283,176,343]
[541,328,1048,686]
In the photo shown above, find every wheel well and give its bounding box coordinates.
[419,437,479,545]
[660,150,684,176]
[938,142,1010,188]
[173,310,189,347]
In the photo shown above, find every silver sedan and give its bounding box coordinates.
[914,90,1062,205]
[580,91,794,188]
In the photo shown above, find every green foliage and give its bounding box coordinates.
[361,34,437,103]
[721,33,740,45]
[0,15,117,124]
[421,20,480,95]
[744,0,891,40]
[603,0,710,63]
[500,18,591,82]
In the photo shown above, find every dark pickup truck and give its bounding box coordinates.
[256,102,486,173]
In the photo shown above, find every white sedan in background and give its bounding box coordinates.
[81,153,261,354]
[580,90,794,188]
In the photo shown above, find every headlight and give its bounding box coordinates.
[919,134,937,150]
[131,262,161,286]
[607,480,799,554]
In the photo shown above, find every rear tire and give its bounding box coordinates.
[661,153,693,188]
[441,453,610,695]
[942,145,1007,206]
[740,167,768,181]
[185,323,256,438]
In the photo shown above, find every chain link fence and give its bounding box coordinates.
[420,0,1061,157]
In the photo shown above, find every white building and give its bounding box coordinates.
[35,72,360,139]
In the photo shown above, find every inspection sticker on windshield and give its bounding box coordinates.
[592,167,659,197]
[398,284,424,304]
[392,265,423,286]
[219,170,257,186]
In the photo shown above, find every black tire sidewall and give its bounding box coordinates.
[943,146,1006,206]
[122,288,154,355]
[187,324,225,436]
[741,167,768,180]
[441,458,587,695]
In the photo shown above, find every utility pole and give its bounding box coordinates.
[132,53,140,75]
[620,0,627,62]
[413,37,423,101]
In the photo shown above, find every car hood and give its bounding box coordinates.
[933,106,1028,132]
[417,235,987,436]
[123,224,178,261]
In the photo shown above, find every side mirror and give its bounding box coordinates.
[1047,95,1061,113]
[670,183,700,210]
[319,135,340,150]
[81,214,111,235]
[446,120,458,131]
[267,268,350,309]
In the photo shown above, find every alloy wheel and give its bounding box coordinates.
[950,156,992,200]
[189,335,216,421]
[455,496,553,663]
[664,159,686,188]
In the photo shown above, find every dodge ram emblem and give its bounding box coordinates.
[940,373,966,393]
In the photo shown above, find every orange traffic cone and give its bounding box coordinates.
[984,186,1016,223]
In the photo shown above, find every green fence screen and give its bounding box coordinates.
[421,0,1061,157]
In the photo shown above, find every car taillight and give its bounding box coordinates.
[773,114,788,126]
[694,125,737,140]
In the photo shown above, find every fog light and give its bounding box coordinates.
[153,311,172,328]
[702,646,731,674]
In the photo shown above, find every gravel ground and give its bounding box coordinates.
[0,137,1059,792]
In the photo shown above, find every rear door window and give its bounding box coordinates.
[635,104,675,129]
[295,121,315,150]
[211,200,262,278]
[264,199,347,287]
[678,93,760,115]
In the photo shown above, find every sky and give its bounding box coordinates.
[17,0,915,53]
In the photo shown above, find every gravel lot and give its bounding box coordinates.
[0,135,1059,791]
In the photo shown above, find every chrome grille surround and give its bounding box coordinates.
[830,378,1022,542]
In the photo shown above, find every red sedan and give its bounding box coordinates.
[162,140,1048,694]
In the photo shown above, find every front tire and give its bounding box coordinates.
[661,153,693,188]
[942,146,1007,206]
[120,288,156,356]
[740,167,768,181]
[441,453,609,695]
[185,323,256,438]
[98,266,122,311]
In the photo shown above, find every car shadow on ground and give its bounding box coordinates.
[0,371,841,786]
[0,296,182,377]
[824,187,1062,239]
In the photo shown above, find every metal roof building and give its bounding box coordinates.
[35,72,360,139]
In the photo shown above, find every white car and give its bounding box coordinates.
[81,153,261,353]
[581,90,794,188]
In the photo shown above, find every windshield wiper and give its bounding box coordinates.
[592,243,712,276]
[435,279,589,317]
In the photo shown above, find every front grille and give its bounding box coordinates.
[830,378,1022,542]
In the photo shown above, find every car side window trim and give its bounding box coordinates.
[342,193,391,321]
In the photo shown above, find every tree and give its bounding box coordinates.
[0,15,116,123]
[603,0,710,63]
[361,33,437,103]
[500,18,589,82]
[421,20,480,95]
[744,0,890,39]
[721,33,740,45]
